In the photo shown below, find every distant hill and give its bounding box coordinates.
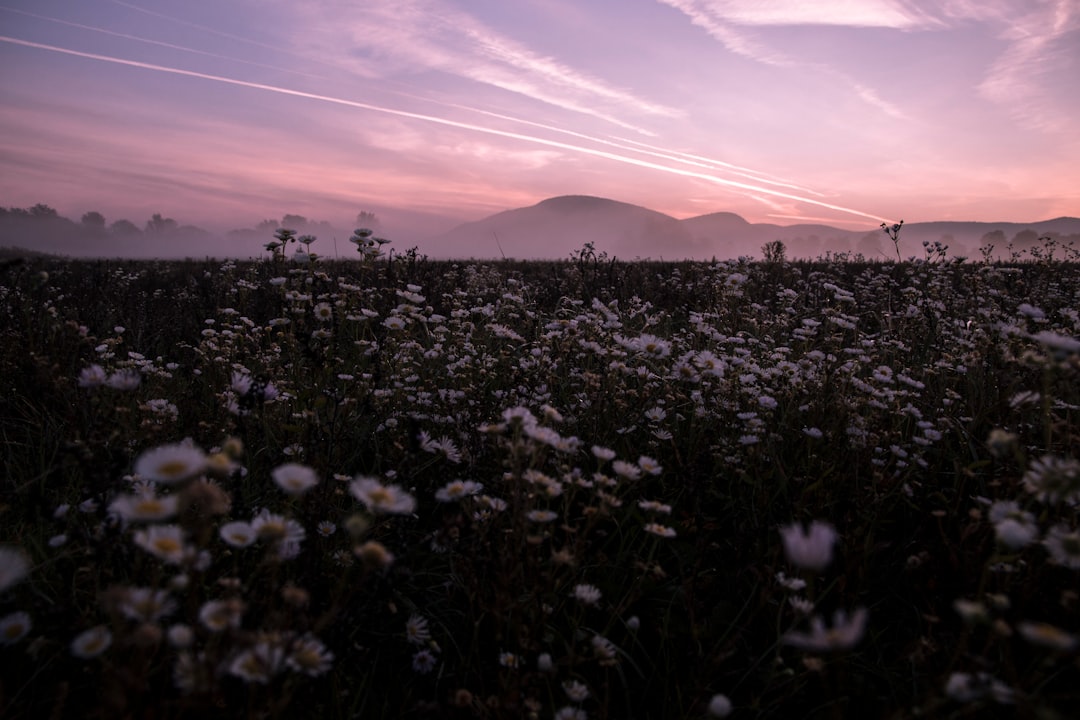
[433,195,705,259]
[433,196,1080,260]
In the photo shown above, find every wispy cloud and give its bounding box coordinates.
[976,0,1079,137]
[0,6,322,79]
[0,35,894,224]
[671,0,942,29]
[287,0,678,133]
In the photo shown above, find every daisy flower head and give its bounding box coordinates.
[77,364,107,388]
[229,641,286,684]
[572,583,602,606]
[644,522,676,539]
[412,648,438,674]
[0,611,31,645]
[637,455,662,476]
[612,460,641,480]
[287,634,335,676]
[707,693,733,718]
[1017,621,1078,652]
[527,510,558,523]
[1023,454,1080,506]
[199,598,245,632]
[1043,524,1080,569]
[71,625,112,658]
[435,479,484,503]
[0,547,30,593]
[271,463,319,495]
[133,525,188,565]
[563,679,590,702]
[405,614,431,645]
[782,607,868,652]
[779,520,838,572]
[134,443,207,485]
[591,445,616,463]
[354,540,395,569]
[349,476,416,515]
[119,587,177,623]
[591,634,618,664]
[109,492,178,523]
[250,509,305,545]
[219,520,257,548]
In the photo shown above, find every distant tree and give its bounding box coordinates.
[145,213,178,234]
[281,214,308,230]
[81,211,106,229]
[980,230,1005,248]
[761,239,787,263]
[29,203,59,219]
[110,219,142,236]
[356,210,380,230]
[256,219,279,233]
[1011,229,1039,249]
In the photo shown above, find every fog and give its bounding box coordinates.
[3,197,1078,262]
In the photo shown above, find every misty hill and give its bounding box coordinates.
[437,196,1080,260]
[434,196,705,259]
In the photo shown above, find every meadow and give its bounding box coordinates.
[1,239,1078,719]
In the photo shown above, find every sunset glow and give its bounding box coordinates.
[1,0,1077,249]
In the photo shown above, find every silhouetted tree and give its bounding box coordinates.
[356,210,380,230]
[29,203,59,219]
[281,214,307,230]
[1011,229,1039,250]
[110,219,142,236]
[256,219,279,233]
[145,213,178,234]
[81,211,106,228]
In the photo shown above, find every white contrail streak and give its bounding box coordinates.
[0,35,894,224]
[0,7,322,79]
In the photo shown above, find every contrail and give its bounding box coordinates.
[0,6,323,79]
[108,0,289,55]
[429,99,823,196]
[0,35,894,225]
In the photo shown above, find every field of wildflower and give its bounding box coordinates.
[1,240,1078,719]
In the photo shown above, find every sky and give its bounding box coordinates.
[1,0,1078,248]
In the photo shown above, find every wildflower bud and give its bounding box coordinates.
[205,452,237,479]
[537,653,553,672]
[986,429,1018,459]
[179,481,232,517]
[223,437,244,458]
[452,689,473,708]
[708,693,733,718]
[132,622,163,648]
[344,514,371,538]
[281,584,310,608]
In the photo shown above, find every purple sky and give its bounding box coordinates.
[1,0,1078,242]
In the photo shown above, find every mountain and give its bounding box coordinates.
[431,196,1080,260]
[431,195,704,259]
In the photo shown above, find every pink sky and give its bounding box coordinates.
[1,0,1078,244]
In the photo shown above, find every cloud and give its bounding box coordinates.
[675,0,941,28]
[0,34,894,224]
[0,6,322,79]
[976,0,1079,136]
[285,0,678,133]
